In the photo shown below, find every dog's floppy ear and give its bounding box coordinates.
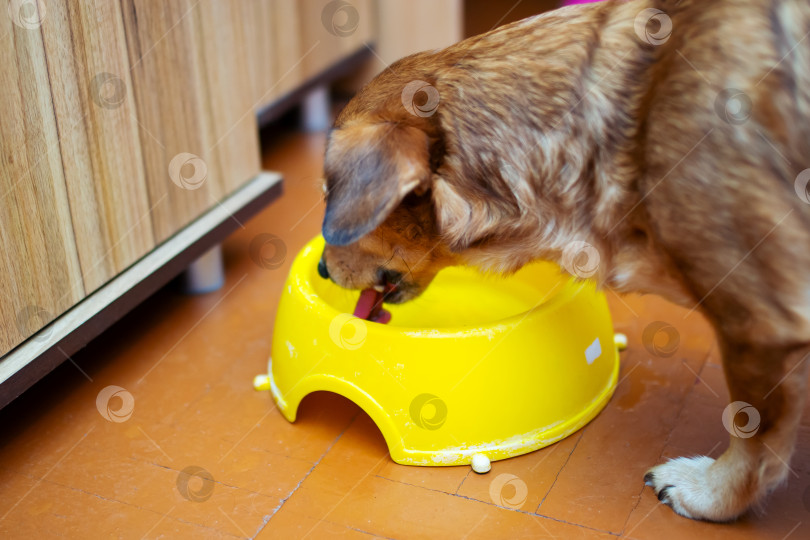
[322,123,430,245]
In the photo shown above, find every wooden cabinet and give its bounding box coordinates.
[41,0,154,292]
[373,0,463,70]
[0,0,462,405]
[1,2,87,352]
[244,0,376,109]
[121,0,260,243]
[1,0,267,356]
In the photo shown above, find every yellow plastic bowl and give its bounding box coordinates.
[263,236,619,466]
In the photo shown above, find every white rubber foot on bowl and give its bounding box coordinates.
[253,374,271,391]
[614,333,628,351]
[471,453,491,474]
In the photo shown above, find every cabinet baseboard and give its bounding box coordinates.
[0,172,283,409]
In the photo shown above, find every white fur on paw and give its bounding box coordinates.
[644,456,738,522]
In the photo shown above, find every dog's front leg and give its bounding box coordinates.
[645,339,810,521]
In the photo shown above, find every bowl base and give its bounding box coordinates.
[260,349,619,467]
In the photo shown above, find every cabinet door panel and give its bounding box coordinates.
[271,0,305,101]
[0,9,84,354]
[121,0,260,243]
[374,0,462,66]
[243,0,278,106]
[196,0,261,193]
[40,0,155,293]
[247,0,377,111]
[299,0,375,80]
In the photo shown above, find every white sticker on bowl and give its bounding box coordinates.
[585,337,601,365]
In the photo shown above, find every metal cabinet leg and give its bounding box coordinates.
[301,84,331,132]
[182,244,225,294]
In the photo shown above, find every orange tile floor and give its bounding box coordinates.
[1,127,809,539]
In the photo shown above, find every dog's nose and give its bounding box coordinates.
[317,257,330,279]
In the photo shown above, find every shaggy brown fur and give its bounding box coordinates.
[319,0,810,521]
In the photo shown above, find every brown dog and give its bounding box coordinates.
[318,0,810,521]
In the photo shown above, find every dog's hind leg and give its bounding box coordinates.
[645,339,810,521]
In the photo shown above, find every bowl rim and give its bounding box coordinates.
[296,236,592,336]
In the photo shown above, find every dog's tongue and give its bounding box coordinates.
[353,288,381,319]
[353,288,392,324]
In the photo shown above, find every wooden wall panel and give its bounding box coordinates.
[243,1,278,106]
[120,0,224,243]
[247,0,461,110]
[371,0,463,74]
[40,0,155,293]
[299,0,375,81]
[196,1,261,193]
[0,8,85,354]
[121,0,260,243]
[1,0,389,357]
[272,0,306,100]
[245,0,306,108]
[248,0,377,111]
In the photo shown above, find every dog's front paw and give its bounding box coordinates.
[644,456,742,522]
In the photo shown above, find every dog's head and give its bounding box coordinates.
[318,49,544,302]
[317,51,474,303]
[320,115,457,303]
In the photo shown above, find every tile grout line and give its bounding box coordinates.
[373,474,620,537]
[535,431,584,512]
[532,512,621,537]
[298,453,391,539]
[147,462,275,498]
[140,505,176,540]
[344,523,399,540]
[659,344,717,457]
[10,474,245,539]
[454,468,473,495]
[251,412,361,539]
[621,499,663,540]
[618,345,717,535]
[0,426,95,522]
[373,474,468,498]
